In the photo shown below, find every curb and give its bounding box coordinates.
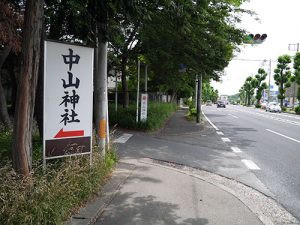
[66,162,136,225]
[137,158,300,225]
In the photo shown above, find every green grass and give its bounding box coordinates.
[0,131,117,225]
[109,102,177,131]
[0,131,11,161]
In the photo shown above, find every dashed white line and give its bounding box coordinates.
[231,147,242,153]
[228,114,239,119]
[216,131,224,136]
[242,159,261,170]
[266,129,300,144]
[221,137,231,142]
[114,133,133,143]
[234,108,300,126]
[202,111,219,131]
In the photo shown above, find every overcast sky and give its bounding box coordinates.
[212,0,300,96]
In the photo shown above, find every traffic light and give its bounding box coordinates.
[244,33,267,44]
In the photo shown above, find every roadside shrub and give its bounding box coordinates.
[186,107,197,121]
[0,131,11,162]
[109,102,177,131]
[282,107,287,112]
[255,104,261,108]
[0,150,117,225]
[295,106,300,114]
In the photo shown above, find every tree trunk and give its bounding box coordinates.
[280,83,284,108]
[0,46,12,130]
[170,90,177,103]
[121,56,129,108]
[34,27,45,140]
[12,0,44,176]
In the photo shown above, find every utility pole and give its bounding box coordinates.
[96,42,108,156]
[195,76,198,108]
[288,43,299,108]
[115,69,118,112]
[136,60,140,123]
[145,65,148,92]
[294,44,299,109]
[196,75,202,124]
[268,59,272,102]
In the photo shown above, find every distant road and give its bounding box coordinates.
[203,104,300,220]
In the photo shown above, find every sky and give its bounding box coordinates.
[212,0,300,96]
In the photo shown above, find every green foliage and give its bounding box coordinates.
[0,132,42,164]
[252,68,267,106]
[202,81,218,103]
[0,150,117,225]
[186,107,197,121]
[274,55,292,108]
[293,52,300,102]
[109,102,177,131]
[295,105,300,115]
[243,76,255,106]
[255,104,261,108]
[0,131,11,162]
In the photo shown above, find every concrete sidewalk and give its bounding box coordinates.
[68,158,299,225]
[67,109,299,225]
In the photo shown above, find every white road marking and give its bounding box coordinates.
[114,133,133,143]
[216,131,224,135]
[266,129,300,144]
[242,159,261,170]
[221,137,231,142]
[202,112,219,131]
[234,108,300,126]
[231,147,242,153]
[228,114,239,118]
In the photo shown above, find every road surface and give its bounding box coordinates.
[202,104,300,220]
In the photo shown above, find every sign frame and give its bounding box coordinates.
[43,40,94,168]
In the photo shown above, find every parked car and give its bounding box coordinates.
[217,101,226,108]
[206,100,212,106]
[266,102,281,113]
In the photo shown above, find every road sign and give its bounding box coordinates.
[43,41,93,163]
[140,93,148,122]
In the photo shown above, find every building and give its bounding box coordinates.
[285,82,299,106]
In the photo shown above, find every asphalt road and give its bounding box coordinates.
[202,104,300,220]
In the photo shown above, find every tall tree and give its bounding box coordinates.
[292,52,300,106]
[12,0,44,176]
[243,76,255,106]
[274,55,292,108]
[239,86,246,105]
[252,68,267,107]
[0,1,23,130]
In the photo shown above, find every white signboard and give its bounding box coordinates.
[43,41,93,161]
[140,93,148,122]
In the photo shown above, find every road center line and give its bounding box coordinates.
[228,114,239,119]
[216,131,224,135]
[266,129,300,144]
[202,112,219,131]
[242,159,261,170]
[221,137,231,142]
[231,147,242,153]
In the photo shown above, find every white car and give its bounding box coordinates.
[266,102,281,113]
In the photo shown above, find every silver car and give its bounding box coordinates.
[266,102,281,113]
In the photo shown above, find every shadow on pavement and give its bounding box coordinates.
[96,193,209,225]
